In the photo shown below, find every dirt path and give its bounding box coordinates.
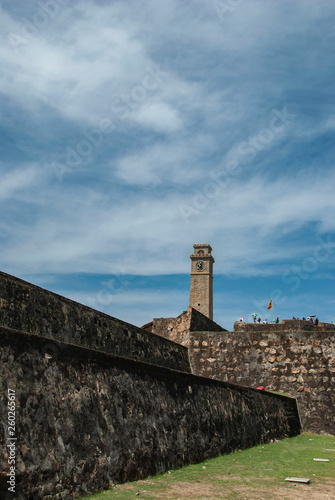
[118,476,335,499]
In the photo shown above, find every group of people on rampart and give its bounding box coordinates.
[246,315,324,325]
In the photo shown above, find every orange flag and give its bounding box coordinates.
[267,299,273,310]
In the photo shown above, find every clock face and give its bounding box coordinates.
[196,261,204,271]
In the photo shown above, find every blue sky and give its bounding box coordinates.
[1,0,334,330]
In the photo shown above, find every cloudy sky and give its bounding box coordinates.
[1,0,334,329]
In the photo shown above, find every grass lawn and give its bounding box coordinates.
[82,433,335,499]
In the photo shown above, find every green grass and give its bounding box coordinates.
[81,433,335,499]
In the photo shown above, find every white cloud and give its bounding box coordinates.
[131,102,183,133]
[1,163,334,278]
[0,4,158,125]
[0,164,40,201]
[114,134,213,186]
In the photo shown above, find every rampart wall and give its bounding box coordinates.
[0,326,300,499]
[188,324,335,435]
[0,271,190,373]
[0,272,301,498]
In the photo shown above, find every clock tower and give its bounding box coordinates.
[189,243,214,320]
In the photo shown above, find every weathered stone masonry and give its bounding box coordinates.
[142,242,334,435]
[0,327,300,499]
[143,309,334,435]
[0,271,301,499]
[0,271,190,373]
[142,306,226,346]
[188,322,335,435]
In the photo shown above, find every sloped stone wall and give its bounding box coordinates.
[189,307,227,333]
[188,327,335,435]
[0,271,190,373]
[0,327,300,499]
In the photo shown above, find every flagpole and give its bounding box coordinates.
[267,299,273,323]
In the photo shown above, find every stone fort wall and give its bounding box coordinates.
[0,271,190,373]
[0,272,301,499]
[187,322,335,435]
[0,327,300,499]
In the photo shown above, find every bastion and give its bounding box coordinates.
[141,243,334,436]
[0,270,301,499]
[145,313,335,435]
